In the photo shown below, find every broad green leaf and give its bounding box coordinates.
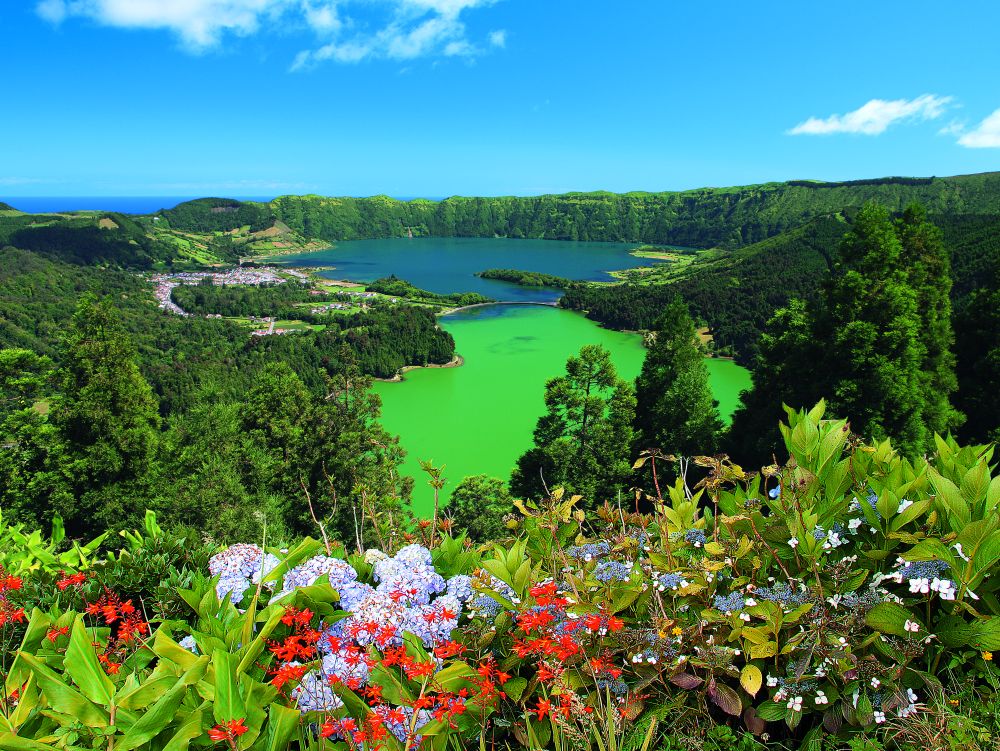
[864,603,914,637]
[755,701,786,721]
[18,651,109,727]
[212,650,246,725]
[162,707,207,751]
[740,665,762,697]
[64,615,115,707]
[153,630,201,671]
[254,705,300,751]
[118,684,188,751]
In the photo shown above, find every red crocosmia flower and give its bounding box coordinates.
[433,641,464,659]
[605,616,624,632]
[404,659,436,680]
[534,699,552,720]
[56,571,88,591]
[270,661,308,689]
[46,626,70,643]
[0,574,23,591]
[537,665,556,682]
[207,719,249,742]
[583,614,602,632]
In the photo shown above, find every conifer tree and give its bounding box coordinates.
[633,299,722,457]
[823,202,927,453]
[895,204,963,436]
[511,345,635,503]
[54,295,161,533]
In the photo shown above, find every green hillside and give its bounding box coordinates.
[157,172,1000,250]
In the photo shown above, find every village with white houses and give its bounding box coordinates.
[148,265,397,336]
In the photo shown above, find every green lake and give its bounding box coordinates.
[276,237,752,514]
[374,304,751,515]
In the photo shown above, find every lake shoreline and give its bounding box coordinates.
[375,354,465,382]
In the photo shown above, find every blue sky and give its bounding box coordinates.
[1,0,999,197]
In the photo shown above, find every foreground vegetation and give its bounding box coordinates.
[2,406,1000,751]
[3,179,1000,749]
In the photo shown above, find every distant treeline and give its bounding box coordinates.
[157,172,1000,250]
[786,177,935,188]
[476,269,575,288]
[159,198,273,233]
[365,275,494,307]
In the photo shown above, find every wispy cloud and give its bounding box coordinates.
[788,94,952,136]
[290,1,499,70]
[958,109,1000,148]
[36,0,505,67]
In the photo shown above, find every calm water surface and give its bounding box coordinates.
[278,236,659,302]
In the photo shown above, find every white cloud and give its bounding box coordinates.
[958,109,1000,148]
[788,94,952,136]
[937,119,966,137]
[36,0,293,49]
[37,0,504,66]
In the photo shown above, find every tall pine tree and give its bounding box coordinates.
[727,202,958,461]
[895,204,963,436]
[633,299,722,457]
[511,345,635,503]
[54,295,161,533]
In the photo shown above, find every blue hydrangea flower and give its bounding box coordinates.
[594,560,633,583]
[684,529,707,547]
[712,592,747,614]
[567,541,611,561]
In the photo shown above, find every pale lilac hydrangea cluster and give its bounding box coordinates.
[208,544,281,605]
[372,544,447,606]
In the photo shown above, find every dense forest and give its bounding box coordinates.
[170,278,316,318]
[364,275,494,306]
[153,172,1000,249]
[477,268,574,288]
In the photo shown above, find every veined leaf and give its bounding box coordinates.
[118,684,188,751]
[212,651,246,725]
[18,651,110,727]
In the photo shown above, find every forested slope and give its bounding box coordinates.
[157,172,1000,249]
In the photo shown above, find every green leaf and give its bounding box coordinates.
[254,705,300,751]
[153,630,201,672]
[17,652,109,728]
[749,642,778,659]
[864,603,914,637]
[212,650,246,725]
[755,701,786,721]
[929,468,971,526]
[161,707,207,751]
[64,615,115,707]
[0,733,59,751]
[503,676,527,702]
[961,462,990,505]
[118,684,188,751]
[967,617,1000,650]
